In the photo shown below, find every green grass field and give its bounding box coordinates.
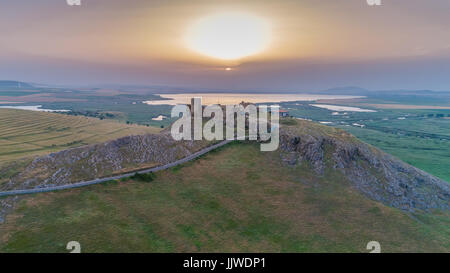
[0,109,160,165]
[340,126,450,182]
[337,114,450,182]
[278,101,450,182]
[39,94,175,127]
[0,142,448,252]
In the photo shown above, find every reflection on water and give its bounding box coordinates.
[0,105,69,112]
[143,93,363,106]
[310,104,376,112]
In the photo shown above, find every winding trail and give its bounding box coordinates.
[0,140,233,198]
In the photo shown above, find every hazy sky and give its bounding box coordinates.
[1,0,450,91]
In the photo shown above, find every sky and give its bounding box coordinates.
[1,0,450,91]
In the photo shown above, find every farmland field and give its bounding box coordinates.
[0,109,160,165]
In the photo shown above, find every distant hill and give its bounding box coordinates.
[321,86,371,95]
[319,86,450,96]
[0,81,34,89]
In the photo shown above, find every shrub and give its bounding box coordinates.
[280,118,297,126]
[130,172,155,182]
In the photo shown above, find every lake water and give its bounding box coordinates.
[143,93,363,106]
[0,105,70,112]
[310,104,376,112]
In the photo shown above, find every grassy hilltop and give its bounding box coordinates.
[0,120,448,252]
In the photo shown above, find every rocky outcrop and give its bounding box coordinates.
[2,132,210,191]
[279,123,450,212]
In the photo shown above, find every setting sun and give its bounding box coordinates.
[185,12,271,60]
